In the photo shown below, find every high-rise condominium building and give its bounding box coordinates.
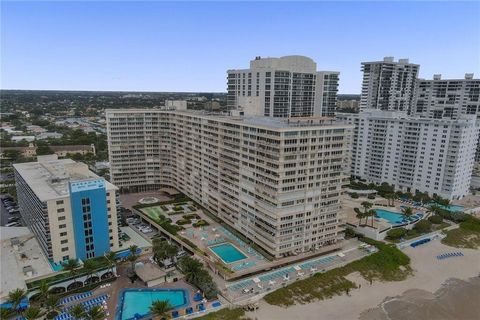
[360,57,419,113]
[106,110,351,258]
[14,155,120,263]
[414,73,480,119]
[414,73,480,161]
[227,55,339,117]
[337,110,478,200]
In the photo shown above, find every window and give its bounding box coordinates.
[57,208,65,213]
[61,239,68,244]
[61,247,68,252]
[60,232,67,237]
[56,200,64,205]
[58,216,66,221]
[59,224,66,229]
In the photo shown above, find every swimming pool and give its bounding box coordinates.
[209,243,247,264]
[428,203,464,213]
[118,289,189,320]
[374,209,423,225]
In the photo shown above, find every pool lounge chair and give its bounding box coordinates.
[212,301,221,308]
[185,307,193,315]
[171,310,179,318]
[193,292,203,301]
[197,303,206,311]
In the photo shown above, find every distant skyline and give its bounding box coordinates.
[2,1,479,93]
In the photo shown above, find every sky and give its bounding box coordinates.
[1,1,479,93]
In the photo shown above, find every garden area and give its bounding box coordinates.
[385,215,450,242]
[263,238,411,307]
[135,196,210,234]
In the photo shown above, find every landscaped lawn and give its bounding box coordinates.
[141,206,167,221]
[263,238,411,307]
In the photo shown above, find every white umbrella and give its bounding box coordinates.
[252,277,261,283]
[293,265,301,271]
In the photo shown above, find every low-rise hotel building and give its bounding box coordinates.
[106,110,351,258]
[13,155,120,264]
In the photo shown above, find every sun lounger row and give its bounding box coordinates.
[60,291,93,304]
[437,252,463,259]
[299,255,335,270]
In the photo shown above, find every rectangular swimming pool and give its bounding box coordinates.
[118,289,188,320]
[209,243,247,264]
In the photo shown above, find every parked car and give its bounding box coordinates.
[5,222,21,227]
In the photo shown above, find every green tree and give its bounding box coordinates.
[127,245,139,272]
[149,300,172,319]
[7,288,26,311]
[361,201,373,225]
[36,145,54,156]
[84,306,106,320]
[386,228,407,240]
[44,295,63,318]
[62,259,80,284]
[22,307,41,320]
[402,207,413,220]
[152,239,178,265]
[413,220,432,233]
[69,304,86,320]
[104,251,118,276]
[1,307,14,320]
[37,280,50,306]
[354,208,365,226]
[82,259,96,284]
[178,256,203,284]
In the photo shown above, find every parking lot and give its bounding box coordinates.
[0,194,22,227]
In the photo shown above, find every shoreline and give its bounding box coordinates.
[249,240,480,320]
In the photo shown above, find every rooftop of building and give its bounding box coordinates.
[361,56,420,66]
[106,109,351,130]
[13,155,116,202]
[0,227,53,301]
[337,109,478,124]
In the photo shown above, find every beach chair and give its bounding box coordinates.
[185,307,193,315]
[171,310,179,318]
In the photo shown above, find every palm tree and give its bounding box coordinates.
[178,257,203,284]
[104,251,118,276]
[367,209,377,227]
[7,288,26,311]
[360,201,373,225]
[402,206,413,221]
[152,239,178,266]
[82,260,96,284]
[1,307,14,320]
[149,300,172,320]
[69,304,86,320]
[22,307,41,320]
[354,208,365,226]
[62,259,80,284]
[37,280,50,306]
[129,244,139,256]
[84,306,106,320]
[45,295,63,318]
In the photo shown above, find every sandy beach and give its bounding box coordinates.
[249,240,480,320]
